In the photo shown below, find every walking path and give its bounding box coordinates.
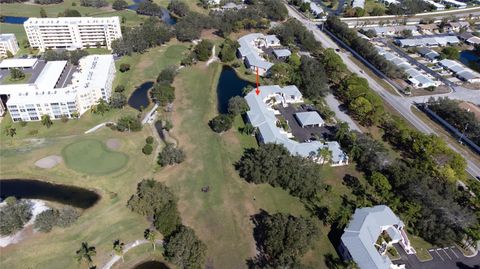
[84,122,115,134]
[206,45,219,66]
[100,239,163,269]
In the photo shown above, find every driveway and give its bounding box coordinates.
[325,94,362,132]
[394,244,480,269]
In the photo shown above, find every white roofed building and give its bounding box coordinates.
[0,58,38,70]
[0,54,115,122]
[237,33,282,76]
[24,17,122,52]
[0,34,19,58]
[245,85,348,166]
[339,205,415,269]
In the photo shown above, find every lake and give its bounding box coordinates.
[0,179,100,209]
[459,50,480,66]
[128,81,154,111]
[132,261,170,269]
[0,16,28,24]
[127,0,176,25]
[216,66,253,114]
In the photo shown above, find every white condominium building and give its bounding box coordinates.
[0,34,19,57]
[0,55,115,122]
[24,17,122,52]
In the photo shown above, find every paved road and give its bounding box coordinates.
[325,94,362,132]
[285,4,480,178]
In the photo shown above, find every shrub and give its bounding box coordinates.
[119,63,131,72]
[112,0,128,10]
[146,136,154,144]
[208,114,233,133]
[115,85,125,93]
[61,115,69,123]
[142,144,153,155]
[109,92,127,109]
[194,39,213,61]
[57,207,79,227]
[227,96,248,115]
[19,120,27,127]
[34,209,58,232]
[116,116,142,132]
[156,65,177,84]
[158,144,185,166]
[164,120,173,131]
[28,129,39,136]
[0,197,33,236]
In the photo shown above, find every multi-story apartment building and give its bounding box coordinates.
[0,55,115,122]
[24,17,122,51]
[0,34,19,57]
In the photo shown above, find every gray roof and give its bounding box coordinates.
[457,70,480,81]
[245,85,348,164]
[295,111,324,126]
[396,36,460,47]
[341,205,405,269]
[238,33,278,71]
[273,49,292,58]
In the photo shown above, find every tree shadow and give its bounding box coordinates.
[456,263,480,269]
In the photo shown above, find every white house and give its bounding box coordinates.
[24,17,122,51]
[237,33,285,76]
[0,34,19,58]
[340,205,415,269]
[0,55,115,122]
[245,85,348,166]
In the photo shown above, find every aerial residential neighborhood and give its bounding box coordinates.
[0,1,479,269]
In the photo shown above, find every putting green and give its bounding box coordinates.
[62,139,129,175]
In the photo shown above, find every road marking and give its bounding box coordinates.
[442,248,452,260]
[434,250,445,261]
[450,248,459,259]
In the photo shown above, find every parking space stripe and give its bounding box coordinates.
[434,250,445,261]
[442,248,452,260]
[450,248,459,259]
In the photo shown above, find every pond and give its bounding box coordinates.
[459,50,480,67]
[0,16,29,24]
[216,66,254,114]
[132,261,170,269]
[0,179,100,209]
[128,81,154,111]
[127,0,176,25]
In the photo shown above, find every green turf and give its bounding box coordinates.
[1,73,32,84]
[62,139,129,175]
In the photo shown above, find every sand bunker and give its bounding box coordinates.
[35,155,63,169]
[106,138,121,150]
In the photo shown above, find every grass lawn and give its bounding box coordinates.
[409,234,434,261]
[364,0,386,15]
[62,139,129,175]
[1,72,32,84]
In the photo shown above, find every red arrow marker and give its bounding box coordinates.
[255,67,260,95]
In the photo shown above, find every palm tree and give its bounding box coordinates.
[113,239,125,262]
[144,229,156,251]
[75,242,96,268]
[4,124,16,137]
[41,114,53,128]
[317,147,333,165]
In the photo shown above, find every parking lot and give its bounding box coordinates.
[276,104,332,142]
[394,244,480,269]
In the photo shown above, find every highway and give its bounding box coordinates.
[284,4,480,178]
